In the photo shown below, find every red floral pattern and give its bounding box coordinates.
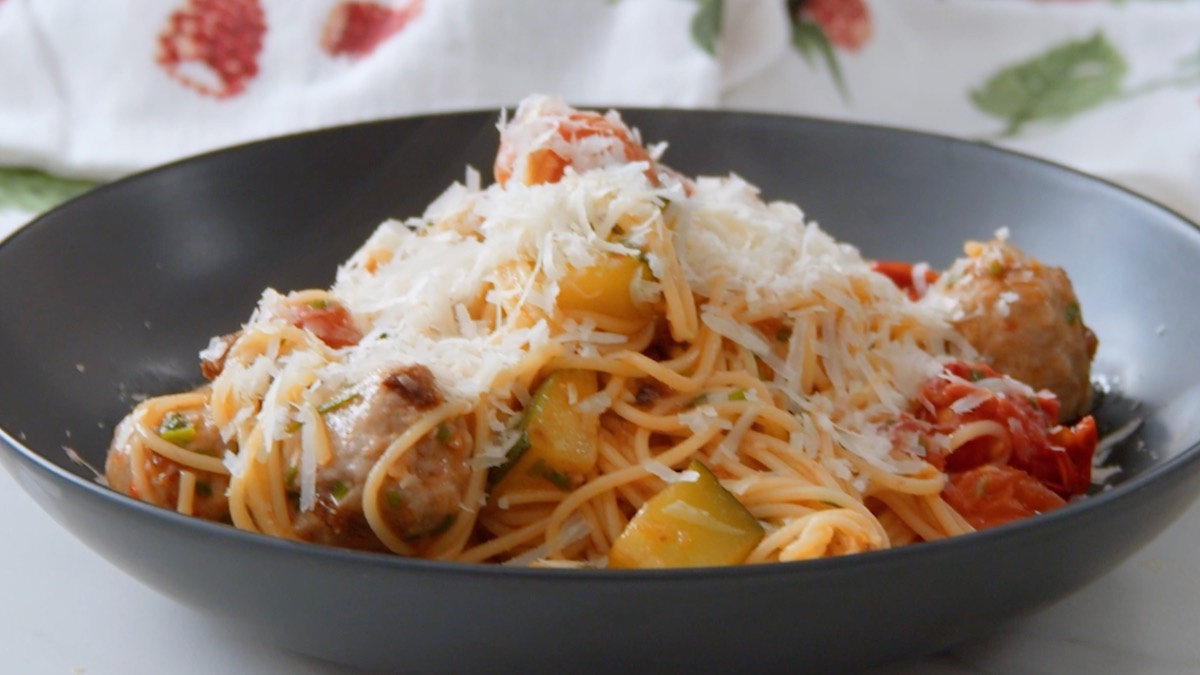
[156,0,266,99]
[787,0,875,100]
[321,1,425,59]
[800,0,871,52]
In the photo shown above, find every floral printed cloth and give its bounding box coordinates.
[1,0,1199,224]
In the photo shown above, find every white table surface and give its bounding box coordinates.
[3,463,1198,675]
[2,211,1199,675]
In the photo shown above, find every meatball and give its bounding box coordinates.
[105,400,232,522]
[926,239,1097,422]
[291,364,473,551]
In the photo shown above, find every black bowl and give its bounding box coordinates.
[2,109,1199,674]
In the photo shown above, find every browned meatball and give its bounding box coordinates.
[927,239,1098,422]
[105,401,232,522]
[291,364,473,551]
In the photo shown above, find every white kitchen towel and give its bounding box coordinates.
[1,0,1199,220]
[729,0,1200,221]
[0,0,744,176]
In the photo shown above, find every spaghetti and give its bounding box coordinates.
[104,95,1099,567]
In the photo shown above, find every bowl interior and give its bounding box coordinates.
[2,109,1200,673]
[2,110,1194,489]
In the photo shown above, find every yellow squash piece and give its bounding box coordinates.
[491,370,600,499]
[608,461,764,569]
[557,254,652,320]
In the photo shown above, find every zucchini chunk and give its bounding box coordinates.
[557,254,652,320]
[609,461,764,569]
[491,370,600,498]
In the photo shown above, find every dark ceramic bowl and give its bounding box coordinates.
[2,110,1199,674]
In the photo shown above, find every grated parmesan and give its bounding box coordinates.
[642,459,701,484]
[204,94,976,509]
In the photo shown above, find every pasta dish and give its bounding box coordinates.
[105,95,1100,567]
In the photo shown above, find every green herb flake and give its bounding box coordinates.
[317,388,361,415]
[1064,301,1081,323]
[686,393,709,408]
[431,513,457,535]
[285,419,303,434]
[285,466,298,487]
[305,298,329,309]
[160,411,190,431]
[386,490,406,508]
[195,481,213,497]
[158,412,196,446]
[968,368,985,382]
[330,480,350,502]
[436,422,452,444]
[728,388,748,401]
[987,260,1004,277]
[775,328,793,342]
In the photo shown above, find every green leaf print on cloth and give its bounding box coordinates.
[0,167,95,214]
[973,32,1200,139]
[688,0,722,56]
[791,18,847,99]
[972,33,1128,139]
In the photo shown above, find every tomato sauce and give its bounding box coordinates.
[942,465,1066,529]
[869,260,939,300]
[916,361,1097,529]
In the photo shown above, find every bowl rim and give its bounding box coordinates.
[3,106,1200,582]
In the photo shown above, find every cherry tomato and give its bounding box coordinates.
[292,301,362,349]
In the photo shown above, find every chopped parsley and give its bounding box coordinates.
[317,388,361,414]
[1064,301,1081,324]
[330,480,350,502]
[158,412,196,446]
[430,514,457,536]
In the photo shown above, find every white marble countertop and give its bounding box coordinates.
[2,461,1198,675]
